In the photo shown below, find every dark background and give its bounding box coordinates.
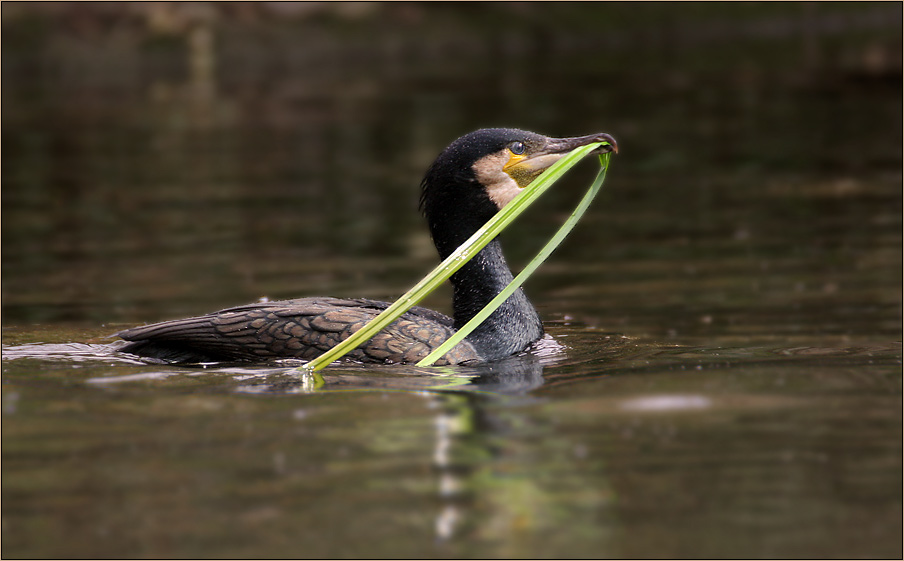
[3,2,901,329]
[2,4,902,559]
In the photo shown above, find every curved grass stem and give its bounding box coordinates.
[417,153,611,366]
[299,143,610,373]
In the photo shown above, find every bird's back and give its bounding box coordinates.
[118,297,482,365]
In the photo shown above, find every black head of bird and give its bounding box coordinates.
[420,128,617,259]
[117,127,617,366]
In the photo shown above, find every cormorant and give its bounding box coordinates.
[118,128,617,365]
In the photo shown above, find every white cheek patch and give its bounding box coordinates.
[471,150,523,210]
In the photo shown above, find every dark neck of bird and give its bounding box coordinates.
[447,239,544,361]
[422,174,544,360]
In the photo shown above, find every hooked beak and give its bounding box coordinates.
[503,132,618,187]
[545,132,618,155]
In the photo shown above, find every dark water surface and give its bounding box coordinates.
[2,4,902,558]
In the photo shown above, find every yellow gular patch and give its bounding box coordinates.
[503,153,565,188]
[501,153,534,187]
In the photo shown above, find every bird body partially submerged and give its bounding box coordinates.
[119,297,481,365]
[118,128,617,365]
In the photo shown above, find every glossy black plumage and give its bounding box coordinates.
[118,128,616,365]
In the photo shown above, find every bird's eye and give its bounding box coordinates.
[509,141,525,155]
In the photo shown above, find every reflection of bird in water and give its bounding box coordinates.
[118,128,617,365]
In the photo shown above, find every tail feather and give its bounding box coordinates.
[118,315,260,362]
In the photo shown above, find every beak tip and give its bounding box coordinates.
[599,133,618,154]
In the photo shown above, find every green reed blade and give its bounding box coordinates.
[300,142,608,373]
[416,153,611,366]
